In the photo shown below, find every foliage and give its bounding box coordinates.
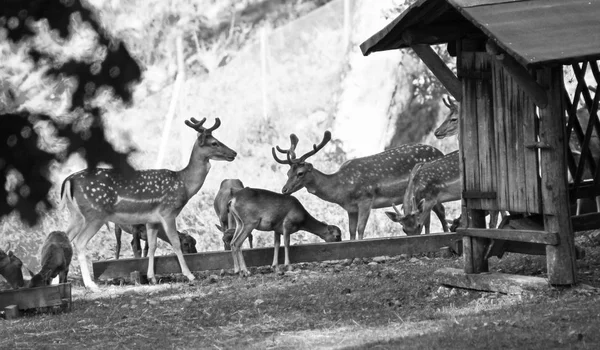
[1,0,141,225]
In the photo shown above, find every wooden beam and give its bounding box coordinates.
[407,41,462,101]
[93,233,460,280]
[572,212,600,231]
[0,283,71,310]
[462,190,496,199]
[486,40,548,108]
[538,66,577,285]
[434,268,549,294]
[458,228,559,245]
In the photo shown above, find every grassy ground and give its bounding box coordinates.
[2,231,599,350]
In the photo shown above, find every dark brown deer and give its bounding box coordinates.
[385,151,461,235]
[113,224,197,259]
[229,187,342,276]
[28,231,73,288]
[213,179,253,250]
[272,132,449,239]
[61,118,236,290]
[0,247,25,289]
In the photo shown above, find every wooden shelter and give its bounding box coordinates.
[361,0,600,287]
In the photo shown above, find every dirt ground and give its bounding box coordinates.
[1,232,600,350]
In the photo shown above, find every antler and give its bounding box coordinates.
[297,131,332,163]
[272,134,300,165]
[185,117,221,134]
[443,96,458,113]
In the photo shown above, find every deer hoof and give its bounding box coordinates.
[285,265,293,272]
[149,276,157,285]
[240,270,251,277]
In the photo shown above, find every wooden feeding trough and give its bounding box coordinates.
[361,0,600,291]
[0,283,72,320]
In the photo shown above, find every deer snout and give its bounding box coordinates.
[434,129,445,139]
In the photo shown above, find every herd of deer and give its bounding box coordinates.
[2,96,595,291]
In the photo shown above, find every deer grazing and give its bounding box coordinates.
[28,231,73,288]
[229,187,342,276]
[272,132,449,239]
[0,247,25,289]
[113,224,197,259]
[385,151,461,235]
[62,117,236,290]
[213,179,253,250]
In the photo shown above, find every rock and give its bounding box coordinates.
[254,299,264,306]
[372,256,388,263]
[368,262,378,266]
[409,257,420,263]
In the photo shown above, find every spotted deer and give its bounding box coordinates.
[28,231,73,288]
[385,151,461,235]
[0,247,25,289]
[272,132,449,239]
[228,187,342,276]
[61,118,236,290]
[213,179,253,250]
[113,224,197,259]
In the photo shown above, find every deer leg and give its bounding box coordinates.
[283,229,292,271]
[423,211,432,235]
[71,220,104,291]
[142,241,149,257]
[145,224,159,284]
[158,219,195,283]
[348,211,358,240]
[272,231,281,272]
[130,232,142,258]
[248,233,254,249]
[114,224,122,260]
[595,196,600,212]
[230,223,256,277]
[356,204,371,240]
[488,211,499,228]
[432,203,448,232]
[576,198,583,215]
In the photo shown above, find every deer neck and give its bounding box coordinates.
[300,213,329,238]
[305,169,342,203]
[178,151,212,199]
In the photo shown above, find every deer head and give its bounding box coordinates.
[384,198,426,236]
[0,248,25,289]
[272,131,332,195]
[185,117,237,161]
[434,97,460,139]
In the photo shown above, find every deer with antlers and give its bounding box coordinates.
[61,118,236,290]
[272,132,449,239]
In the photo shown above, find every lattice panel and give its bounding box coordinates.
[564,60,600,199]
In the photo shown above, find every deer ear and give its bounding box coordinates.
[417,198,426,211]
[306,163,313,171]
[29,269,35,278]
[215,224,224,232]
[385,211,400,222]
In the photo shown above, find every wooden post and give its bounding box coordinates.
[409,43,462,101]
[4,305,20,320]
[537,66,577,285]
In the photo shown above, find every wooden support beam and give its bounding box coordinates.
[93,233,460,280]
[407,41,462,101]
[458,228,559,245]
[572,212,600,231]
[0,284,71,310]
[486,40,548,108]
[538,66,577,285]
[434,268,549,294]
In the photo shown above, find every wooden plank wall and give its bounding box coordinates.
[461,52,498,211]
[492,61,541,213]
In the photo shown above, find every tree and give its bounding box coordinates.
[1,0,141,226]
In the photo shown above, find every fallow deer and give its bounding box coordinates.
[0,247,25,289]
[113,223,197,259]
[228,187,342,276]
[28,231,73,288]
[61,117,236,290]
[385,151,461,235]
[272,132,449,239]
[213,179,253,250]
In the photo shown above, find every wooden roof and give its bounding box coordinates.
[360,0,600,67]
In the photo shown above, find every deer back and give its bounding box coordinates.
[63,168,190,224]
[214,179,245,225]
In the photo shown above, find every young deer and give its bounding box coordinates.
[272,132,449,239]
[113,223,197,259]
[62,118,236,290]
[228,187,342,276]
[213,179,253,250]
[385,151,461,235]
[29,231,73,288]
[0,247,25,289]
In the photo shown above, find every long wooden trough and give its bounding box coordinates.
[93,233,461,280]
[0,283,72,319]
